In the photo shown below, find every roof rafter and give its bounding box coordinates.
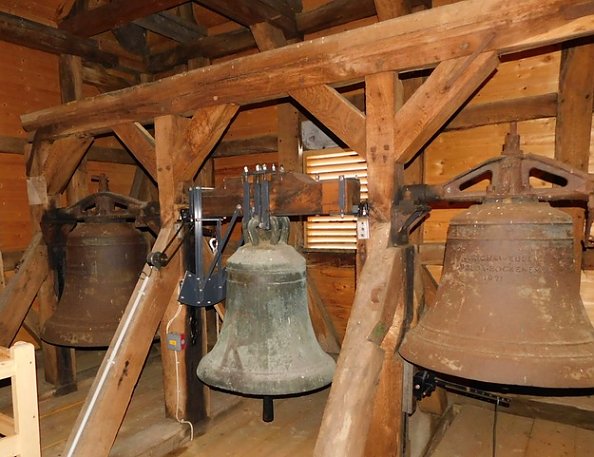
[21,0,594,138]
[59,0,189,37]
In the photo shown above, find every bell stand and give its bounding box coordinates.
[152,165,305,423]
[392,124,594,404]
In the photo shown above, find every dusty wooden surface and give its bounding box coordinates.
[0,347,240,457]
[428,404,594,457]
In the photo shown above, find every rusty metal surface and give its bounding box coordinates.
[197,217,335,395]
[41,221,149,347]
[400,198,594,387]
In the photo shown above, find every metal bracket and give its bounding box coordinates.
[391,127,594,246]
[178,187,240,308]
[338,175,346,217]
[413,370,511,407]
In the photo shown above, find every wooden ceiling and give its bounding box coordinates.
[0,0,432,86]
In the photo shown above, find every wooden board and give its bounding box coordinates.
[429,404,594,457]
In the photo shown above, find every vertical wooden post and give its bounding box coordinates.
[157,105,238,424]
[156,114,207,423]
[555,41,594,270]
[33,53,87,394]
[364,71,408,457]
[314,71,407,457]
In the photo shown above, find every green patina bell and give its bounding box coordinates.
[197,216,335,396]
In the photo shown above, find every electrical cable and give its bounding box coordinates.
[165,300,194,442]
[492,397,499,457]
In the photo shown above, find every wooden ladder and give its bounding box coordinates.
[0,342,41,457]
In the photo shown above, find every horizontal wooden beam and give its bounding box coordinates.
[445,92,558,130]
[59,0,188,37]
[214,134,278,157]
[134,12,206,43]
[81,61,140,92]
[22,0,594,138]
[197,0,299,38]
[0,11,119,67]
[148,27,256,73]
[0,133,279,164]
[199,173,360,217]
[296,0,376,35]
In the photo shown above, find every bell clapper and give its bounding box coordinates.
[262,396,274,423]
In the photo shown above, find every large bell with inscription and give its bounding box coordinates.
[42,186,150,347]
[197,216,336,395]
[400,198,594,387]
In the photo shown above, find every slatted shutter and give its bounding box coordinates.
[304,149,367,250]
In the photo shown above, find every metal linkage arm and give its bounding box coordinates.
[392,127,594,245]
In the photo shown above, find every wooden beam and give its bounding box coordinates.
[555,41,594,274]
[250,21,366,157]
[214,134,278,157]
[59,0,188,37]
[366,71,401,223]
[307,275,341,355]
[291,85,366,156]
[113,123,157,180]
[185,104,240,182]
[22,0,594,137]
[200,173,360,217]
[393,51,500,164]
[134,12,206,43]
[62,225,180,457]
[42,135,93,195]
[0,12,119,67]
[555,42,594,172]
[314,226,405,457]
[0,234,49,347]
[148,27,256,73]
[446,92,558,130]
[81,61,139,92]
[155,114,210,423]
[197,0,299,38]
[374,0,411,21]
[296,0,376,35]
[60,55,84,103]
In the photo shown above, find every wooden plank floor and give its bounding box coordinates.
[166,389,329,457]
[429,404,594,457]
[0,346,237,457]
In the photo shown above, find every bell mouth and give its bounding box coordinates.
[41,317,118,348]
[399,326,594,389]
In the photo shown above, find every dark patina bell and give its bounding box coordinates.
[42,182,150,347]
[197,216,335,395]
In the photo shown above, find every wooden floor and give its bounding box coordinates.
[167,389,329,457]
[0,348,193,457]
[429,404,594,457]
[1,347,593,457]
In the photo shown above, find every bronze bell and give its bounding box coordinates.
[197,216,336,396]
[399,197,594,388]
[42,182,150,347]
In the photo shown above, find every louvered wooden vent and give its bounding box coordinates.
[305,149,367,250]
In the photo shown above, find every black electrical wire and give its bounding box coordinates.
[492,397,500,457]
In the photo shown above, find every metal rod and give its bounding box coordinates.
[262,396,274,423]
